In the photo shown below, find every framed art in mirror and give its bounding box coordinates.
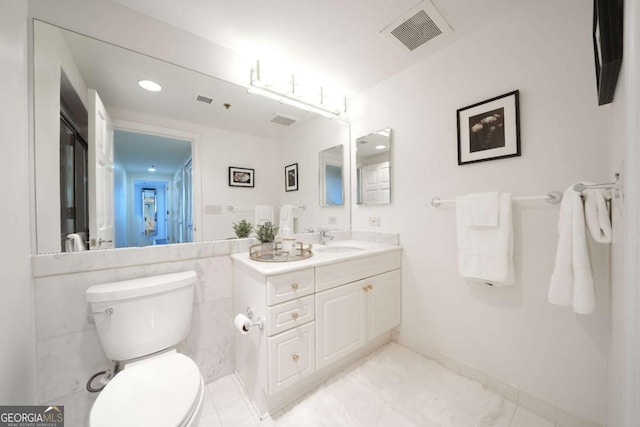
[229,167,255,187]
[285,163,298,192]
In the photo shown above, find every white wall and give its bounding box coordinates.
[0,0,35,403]
[278,117,351,233]
[609,0,640,425]
[606,15,627,427]
[351,1,611,423]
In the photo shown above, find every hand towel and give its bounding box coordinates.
[65,233,86,252]
[254,205,274,227]
[583,188,612,243]
[459,191,500,226]
[456,192,513,286]
[548,185,595,314]
[279,204,298,234]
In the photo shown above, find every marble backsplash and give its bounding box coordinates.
[31,231,399,426]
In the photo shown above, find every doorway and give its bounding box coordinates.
[59,114,89,251]
[113,129,193,248]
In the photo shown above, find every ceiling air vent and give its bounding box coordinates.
[380,0,452,53]
[196,94,214,104]
[270,114,297,127]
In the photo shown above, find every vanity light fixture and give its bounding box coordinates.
[138,79,162,92]
[148,165,156,172]
[375,145,387,150]
[248,61,346,119]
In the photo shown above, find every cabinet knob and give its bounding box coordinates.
[368,284,374,291]
[291,283,299,290]
[362,285,369,292]
[291,312,299,320]
[292,354,299,362]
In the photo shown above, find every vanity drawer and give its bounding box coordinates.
[315,250,401,292]
[267,322,315,395]
[266,295,315,336]
[267,268,314,305]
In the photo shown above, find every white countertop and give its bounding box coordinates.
[230,239,402,276]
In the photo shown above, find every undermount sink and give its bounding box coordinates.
[313,245,366,254]
[313,240,370,254]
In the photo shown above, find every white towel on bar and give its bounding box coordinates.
[548,185,595,314]
[254,205,274,227]
[279,204,298,234]
[460,191,500,226]
[65,233,85,252]
[584,189,612,243]
[456,192,513,286]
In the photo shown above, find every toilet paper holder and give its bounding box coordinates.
[245,307,264,330]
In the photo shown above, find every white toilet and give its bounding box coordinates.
[86,271,204,427]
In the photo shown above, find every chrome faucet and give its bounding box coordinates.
[319,228,334,245]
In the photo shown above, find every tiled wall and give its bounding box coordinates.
[32,239,251,426]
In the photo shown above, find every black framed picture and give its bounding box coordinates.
[229,167,254,187]
[285,163,298,192]
[457,90,520,165]
[593,0,623,106]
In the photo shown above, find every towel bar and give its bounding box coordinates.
[431,191,562,207]
[573,173,621,198]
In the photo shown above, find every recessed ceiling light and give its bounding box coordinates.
[148,165,156,172]
[138,80,162,92]
[375,145,386,150]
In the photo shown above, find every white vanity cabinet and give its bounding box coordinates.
[316,261,401,369]
[232,242,401,417]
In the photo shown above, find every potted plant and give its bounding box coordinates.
[255,222,278,250]
[232,220,253,238]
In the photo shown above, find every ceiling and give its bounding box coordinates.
[114,130,191,176]
[55,21,322,142]
[109,0,529,96]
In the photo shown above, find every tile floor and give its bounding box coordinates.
[200,343,560,427]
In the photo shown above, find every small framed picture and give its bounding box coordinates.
[229,167,254,187]
[457,90,520,165]
[285,163,298,192]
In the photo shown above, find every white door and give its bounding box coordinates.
[367,269,402,339]
[88,89,115,250]
[315,280,367,369]
[362,161,390,204]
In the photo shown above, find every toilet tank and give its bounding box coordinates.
[86,271,197,361]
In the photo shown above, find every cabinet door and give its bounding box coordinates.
[315,280,367,369]
[267,322,315,395]
[367,269,402,338]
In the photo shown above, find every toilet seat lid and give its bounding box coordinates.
[90,352,202,427]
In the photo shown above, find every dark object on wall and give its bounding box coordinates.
[457,91,520,165]
[285,163,298,192]
[593,0,623,106]
[229,166,255,187]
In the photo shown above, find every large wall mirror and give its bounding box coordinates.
[355,128,392,204]
[33,20,350,254]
